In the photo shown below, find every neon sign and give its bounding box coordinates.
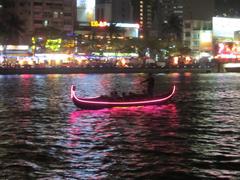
[90,21,108,27]
[217,42,240,54]
[45,39,62,52]
[215,42,240,60]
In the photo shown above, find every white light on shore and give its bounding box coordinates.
[0,45,29,51]
[224,63,240,68]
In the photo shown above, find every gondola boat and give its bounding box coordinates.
[71,85,176,109]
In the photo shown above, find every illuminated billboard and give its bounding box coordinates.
[213,17,240,40]
[199,31,212,51]
[77,0,95,22]
[215,42,240,61]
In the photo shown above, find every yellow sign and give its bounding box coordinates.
[90,21,108,27]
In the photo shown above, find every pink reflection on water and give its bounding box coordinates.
[109,104,180,147]
[68,108,110,124]
[65,104,192,177]
[111,104,177,118]
[67,108,110,148]
[19,74,34,112]
[20,74,33,79]
[67,104,179,144]
[69,104,177,121]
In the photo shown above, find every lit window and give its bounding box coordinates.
[44,20,48,27]
[192,41,199,46]
[53,11,58,18]
[192,33,199,39]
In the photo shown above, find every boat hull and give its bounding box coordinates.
[71,85,176,109]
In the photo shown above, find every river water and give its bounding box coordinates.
[0,73,240,179]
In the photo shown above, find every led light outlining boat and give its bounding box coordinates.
[71,85,176,109]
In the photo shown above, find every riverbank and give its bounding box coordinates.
[0,67,217,75]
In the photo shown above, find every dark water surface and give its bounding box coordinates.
[0,73,240,179]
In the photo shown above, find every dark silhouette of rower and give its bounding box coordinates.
[141,73,155,96]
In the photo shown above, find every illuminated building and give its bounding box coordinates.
[213,17,240,42]
[76,0,138,39]
[131,0,155,38]
[76,0,134,36]
[78,0,185,39]
[9,0,76,44]
[213,17,240,62]
[183,20,212,53]
[131,0,184,38]
[79,20,139,38]
[76,0,96,39]
[182,0,214,54]
[77,0,96,23]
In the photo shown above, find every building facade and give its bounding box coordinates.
[183,20,212,53]
[182,0,214,54]
[14,0,76,44]
[131,0,183,38]
[157,0,183,36]
[77,0,95,23]
[131,0,156,38]
[95,0,133,23]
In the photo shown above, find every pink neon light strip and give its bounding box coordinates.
[71,85,176,106]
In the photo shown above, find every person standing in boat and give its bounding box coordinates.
[141,73,155,97]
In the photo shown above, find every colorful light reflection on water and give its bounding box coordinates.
[0,73,240,179]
